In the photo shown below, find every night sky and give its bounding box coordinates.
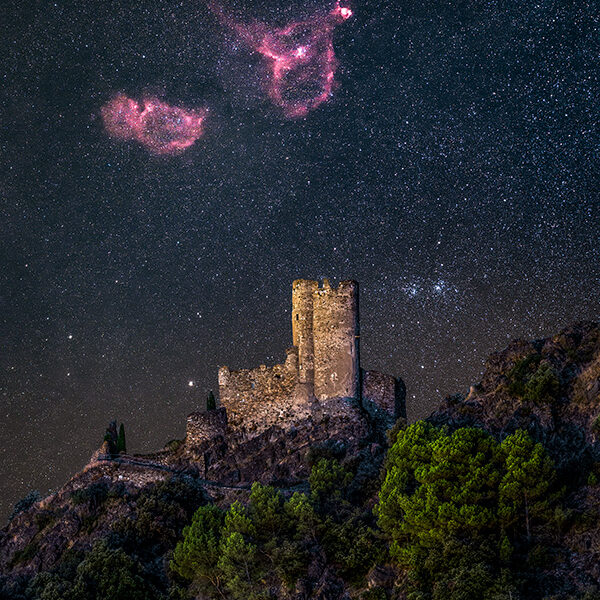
[1,0,599,520]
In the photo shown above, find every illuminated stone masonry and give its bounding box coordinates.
[186,279,406,441]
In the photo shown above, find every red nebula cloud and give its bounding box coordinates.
[213,1,353,118]
[101,94,207,155]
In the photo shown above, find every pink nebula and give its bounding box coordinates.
[213,1,353,118]
[101,94,207,155]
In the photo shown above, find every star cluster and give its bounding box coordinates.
[0,0,598,520]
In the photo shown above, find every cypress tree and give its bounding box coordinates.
[207,390,216,411]
[117,423,126,453]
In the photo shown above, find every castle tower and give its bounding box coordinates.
[313,279,360,400]
[292,279,318,389]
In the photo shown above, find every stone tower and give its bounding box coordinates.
[292,279,360,401]
[313,280,360,400]
[216,278,405,435]
[292,279,318,392]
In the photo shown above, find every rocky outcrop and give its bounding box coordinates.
[429,322,600,472]
[3,321,600,600]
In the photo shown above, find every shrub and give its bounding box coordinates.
[306,440,347,466]
[507,354,541,397]
[9,491,41,522]
[34,510,56,531]
[165,439,184,452]
[117,423,126,453]
[309,458,352,503]
[206,391,217,411]
[361,588,387,600]
[506,354,560,404]
[9,541,39,567]
[523,363,560,404]
[70,481,108,508]
[72,540,162,600]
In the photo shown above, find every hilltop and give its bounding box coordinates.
[1,321,599,600]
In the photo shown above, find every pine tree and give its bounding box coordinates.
[170,504,225,597]
[499,429,557,542]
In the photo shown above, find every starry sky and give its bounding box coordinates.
[1,0,599,520]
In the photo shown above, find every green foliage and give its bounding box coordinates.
[526,544,551,568]
[116,423,126,453]
[361,588,387,600]
[430,563,520,600]
[172,466,381,598]
[206,390,216,411]
[34,510,56,531]
[377,422,560,596]
[18,416,574,600]
[164,439,184,452]
[507,354,541,397]
[9,541,39,567]
[523,363,560,404]
[248,482,285,540]
[222,501,256,538]
[71,540,162,600]
[218,532,264,600]
[499,534,513,563]
[71,482,108,509]
[506,354,559,404]
[499,430,558,540]
[309,458,352,503]
[284,491,320,541]
[170,504,225,596]
[592,415,600,434]
[386,417,408,446]
[27,541,163,600]
[322,511,384,585]
[306,440,347,466]
[27,572,74,600]
[271,539,310,589]
[113,477,206,554]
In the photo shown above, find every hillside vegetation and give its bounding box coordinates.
[2,322,600,600]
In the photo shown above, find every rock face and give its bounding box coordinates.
[180,395,371,485]
[429,321,600,471]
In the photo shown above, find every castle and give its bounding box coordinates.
[187,279,405,442]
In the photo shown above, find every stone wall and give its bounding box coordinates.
[313,280,360,400]
[218,348,299,430]
[361,369,406,425]
[216,278,406,436]
[186,407,228,445]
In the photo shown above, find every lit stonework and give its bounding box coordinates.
[208,279,405,436]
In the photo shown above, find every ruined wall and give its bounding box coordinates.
[361,370,406,424]
[292,279,317,388]
[313,280,360,400]
[186,407,228,445]
[218,347,299,430]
